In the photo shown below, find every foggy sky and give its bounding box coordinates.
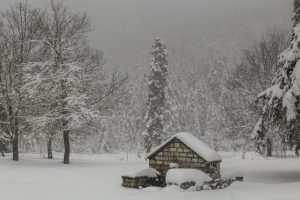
[0,0,293,70]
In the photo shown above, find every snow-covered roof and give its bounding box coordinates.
[147,132,222,162]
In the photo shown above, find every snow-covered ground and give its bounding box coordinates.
[1,152,300,200]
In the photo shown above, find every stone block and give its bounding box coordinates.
[170,148,177,152]
[188,153,194,157]
[149,160,155,164]
[173,152,179,156]
[183,149,190,153]
[191,162,198,168]
[179,153,187,157]
[164,152,170,156]
[163,147,169,152]
[155,156,161,160]
[178,157,185,161]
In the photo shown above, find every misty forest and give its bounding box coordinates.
[1,0,300,200]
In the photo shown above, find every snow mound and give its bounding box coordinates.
[162,185,181,192]
[221,170,243,180]
[123,168,161,178]
[148,132,222,162]
[166,168,212,187]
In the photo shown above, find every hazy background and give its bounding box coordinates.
[0,0,293,70]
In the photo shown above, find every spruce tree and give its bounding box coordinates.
[252,1,300,155]
[144,39,168,153]
[293,0,300,27]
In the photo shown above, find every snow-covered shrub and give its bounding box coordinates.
[166,168,211,190]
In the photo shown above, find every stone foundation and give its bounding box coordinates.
[122,175,165,189]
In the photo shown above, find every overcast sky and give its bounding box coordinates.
[0,0,293,70]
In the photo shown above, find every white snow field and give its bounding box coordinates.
[1,152,300,200]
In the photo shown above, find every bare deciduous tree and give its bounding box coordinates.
[0,2,46,161]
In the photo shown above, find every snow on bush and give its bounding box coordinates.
[124,168,161,178]
[166,168,211,187]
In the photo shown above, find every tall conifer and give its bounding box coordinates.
[144,39,168,152]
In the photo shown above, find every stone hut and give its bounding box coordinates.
[147,132,222,179]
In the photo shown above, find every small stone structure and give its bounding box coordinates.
[122,176,161,189]
[147,132,222,179]
[121,168,165,188]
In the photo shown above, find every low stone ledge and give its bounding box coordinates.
[122,175,166,189]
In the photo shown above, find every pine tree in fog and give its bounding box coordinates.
[144,39,168,152]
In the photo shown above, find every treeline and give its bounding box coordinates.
[0,0,294,161]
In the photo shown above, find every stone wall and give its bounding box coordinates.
[122,176,151,189]
[148,138,220,179]
[122,176,165,188]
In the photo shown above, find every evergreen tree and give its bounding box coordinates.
[252,2,300,155]
[144,39,168,152]
[293,0,300,27]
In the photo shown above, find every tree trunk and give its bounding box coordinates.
[295,128,300,156]
[12,114,19,161]
[0,140,5,157]
[0,143,5,157]
[266,137,272,157]
[200,127,205,137]
[12,134,19,161]
[63,130,70,164]
[60,77,69,164]
[47,137,53,159]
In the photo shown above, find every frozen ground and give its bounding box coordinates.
[1,152,300,200]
